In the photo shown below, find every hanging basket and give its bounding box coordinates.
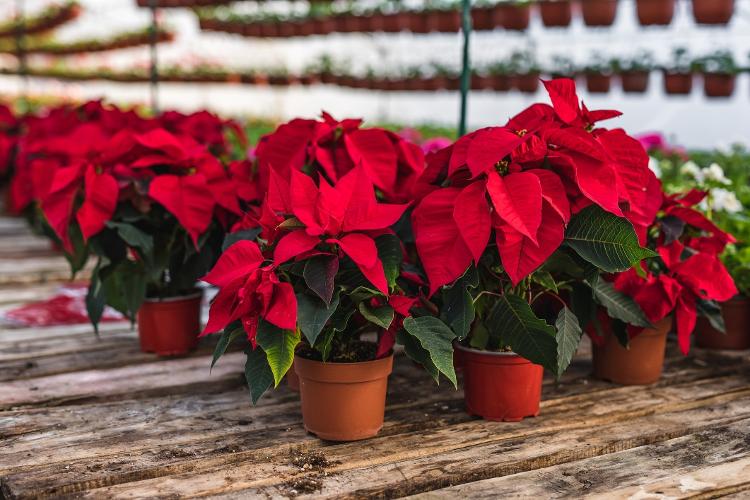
[636,0,675,26]
[581,0,619,26]
[539,0,572,27]
[691,0,734,25]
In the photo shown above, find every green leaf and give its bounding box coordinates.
[106,221,154,256]
[244,345,274,405]
[303,255,338,305]
[297,291,340,346]
[531,270,558,294]
[402,316,458,387]
[222,228,261,252]
[468,321,489,350]
[255,321,299,388]
[396,329,439,381]
[486,294,558,373]
[565,205,657,272]
[592,279,652,328]
[441,266,478,339]
[211,327,244,371]
[86,259,106,335]
[554,307,583,378]
[358,303,394,329]
[611,318,630,347]
[697,299,726,333]
[570,282,595,329]
[376,234,402,290]
[101,260,147,323]
[64,223,89,277]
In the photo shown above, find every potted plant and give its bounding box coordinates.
[616,51,654,93]
[509,50,541,93]
[486,60,513,91]
[662,47,695,96]
[425,0,461,32]
[583,54,614,93]
[539,0,572,27]
[581,0,618,26]
[636,0,675,26]
[547,55,577,79]
[471,68,495,90]
[206,115,436,441]
[697,50,738,98]
[472,0,497,30]
[495,0,531,31]
[411,78,660,420]
[691,0,734,25]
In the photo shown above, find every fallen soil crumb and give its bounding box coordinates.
[289,449,338,472]
[155,448,195,460]
[281,476,323,497]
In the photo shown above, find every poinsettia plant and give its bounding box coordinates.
[409,78,660,376]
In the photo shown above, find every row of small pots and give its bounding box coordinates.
[582,70,739,97]
[137,291,750,441]
[0,2,82,38]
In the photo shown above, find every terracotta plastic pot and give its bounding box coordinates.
[539,1,572,27]
[515,73,541,93]
[458,345,543,422]
[287,359,300,391]
[496,4,530,31]
[295,354,393,441]
[492,74,513,91]
[696,296,750,350]
[471,74,494,90]
[137,291,202,356]
[585,72,612,93]
[703,73,735,98]
[620,71,650,93]
[471,7,496,30]
[663,71,693,95]
[691,0,734,25]
[581,0,618,26]
[636,0,675,26]
[409,11,430,33]
[592,317,672,385]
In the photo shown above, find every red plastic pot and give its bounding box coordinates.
[636,0,675,26]
[515,73,541,93]
[495,4,531,31]
[691,0,734,25]
[408,11,430,33]
[696,296,750,350]
[137,291,202,356]
[295,354,393,441]
[620,71,650,93]
[471,7,496,30]
[471,74,494,90]
[663,71,693,95]
[581,0,618,26]
[492,74,513,91]
[458,344,543,422]
[592,317,672,385]
[539,1,572,27]
[703,73,736,98]
[585,72,612,93]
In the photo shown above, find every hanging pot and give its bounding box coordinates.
[495,3,531,31]
[691,0,734,25]
[663,71,693,95]
[592,317,672,385]
[408,11,430,33]
[137,290,202,356]
[295,354,393,441]
[585,72,612,93]
[620,70,650,93]
[457,344,543,422]
[696,296,750,350]
[636,0,675,26]
[471,74,495,90]
[581,0,619,26]
[515,72,541,93]
[539,0,572,27]
[703,73,736,98]
[492,74,513,91]
[471,6,496,30]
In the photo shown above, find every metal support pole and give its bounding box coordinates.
[458,0,471,136]
[14,0,28,108]
[148,0,159,115]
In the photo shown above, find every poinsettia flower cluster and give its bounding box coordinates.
[411,79,661,293]
[604,189,738,354]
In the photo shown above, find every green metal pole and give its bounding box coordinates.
[149,0,159,115]
[458,0,471,136]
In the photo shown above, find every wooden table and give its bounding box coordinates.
[1,215,750,499]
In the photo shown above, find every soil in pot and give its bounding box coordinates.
[137,290,202,356]
[458,344,543,421]
[581,0,618,26]
[621,71,650,93]
[585,73,612,93]
[295,342,393,441]
[592,317,672,385]
[692,0,734,25]
[636,0,675,26]
[703,73,736,98]
[663,71,693,95]
[539,0,572,27]
[695,296,750,350]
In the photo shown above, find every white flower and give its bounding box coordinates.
[703,163,731,185]
[710,188,743,214]
[648,156,662,178]
[680,161,704,182]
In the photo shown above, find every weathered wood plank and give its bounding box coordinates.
[0,256,91,285]
[0,283,59,306]
[408,421,750,499]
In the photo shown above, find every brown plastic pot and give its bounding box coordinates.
[408,11,430,33]
[636,0,675,26]
[695,296,750,350]
[295,354,393,441]
[471,7,496,30]
[620,71,650,93]
[492,74,513,91]
[287,359,301,391]
[585,72,612,93]
[539,1,572,27]
[515,73,541,93]
[691,0,734,25]
[458,345,543,422]
[137,291,202,356]
[663,71,693,95]
[496,4,531,31]
[471,74,494,90]
[581,0,618,26]
[703,73,736,98]
[592,317,672,385]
